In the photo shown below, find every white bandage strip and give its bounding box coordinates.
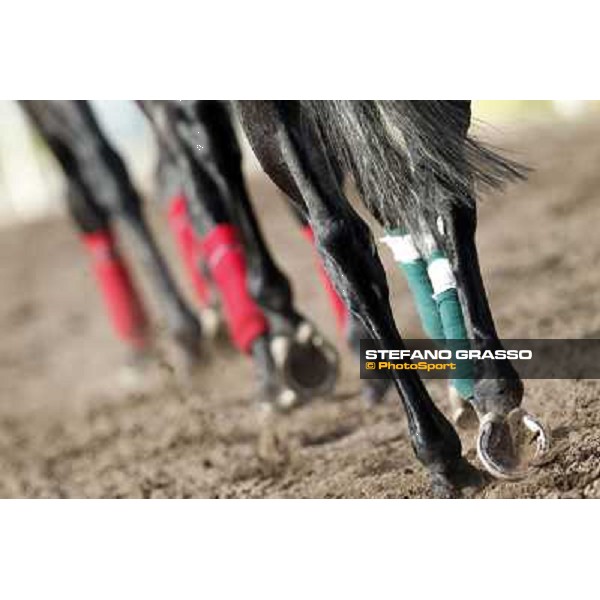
[427,257,456,296]
[437,215,445,236]
[380,234,421,263]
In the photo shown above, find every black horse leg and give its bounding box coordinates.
[437,103,551,477]
[200,102,339,399]
[142,101,290,407]
[117,202,203,361]
[144,101,293,326]
[75,104,203,362]
[237,101,475,495]
[201,103,301,334]
[144,101,337,406]
[437,102,523,416]
[65,181,152,355]
[286,197,349,330]
[20,101,203,364]
[153,141,218,335]
[287,194,391,403]
[443,198,547,478]
[445,200,523,415]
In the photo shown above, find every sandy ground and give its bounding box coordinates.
[1,117,600,498]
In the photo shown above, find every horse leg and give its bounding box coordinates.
[68,187,150,349]
[20,102,151,352]
[445,205,522,415]
[198,102,339,400]
[144,101,300,408]
[153,142,221,337]
[380,226,476,426]
[285,171,349,332]
[93,149,203,366]
[440,103,550,477]
[237,101,478,496]
[147,101,337,407]
[288,197,391,404]
[165,192,220,334]
[23,101,203,366]
[19,101,158,387]
[67,185,160,387]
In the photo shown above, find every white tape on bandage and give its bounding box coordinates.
[380,234,420,263]
[437,215,445,236]
[427,257,456,296]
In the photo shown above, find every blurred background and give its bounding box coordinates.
[1,100,599,227]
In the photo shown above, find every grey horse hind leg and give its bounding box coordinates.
[285,171,391,404]
[237,101,480,496]
[438,102,550,478]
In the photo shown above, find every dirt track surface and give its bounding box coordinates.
[2,118,600,498]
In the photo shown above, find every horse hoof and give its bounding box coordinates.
[430,472,462,499]
[448,387,478,430]
[429,458,487,498]
[476,409,552,480]
[270,321,339,400]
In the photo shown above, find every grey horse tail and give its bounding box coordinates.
[298,100,527,250]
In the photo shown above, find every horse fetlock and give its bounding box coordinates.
[448,385,478,429]
[251,335,294,409]
[471,377,524,418]
[411,415,463,478]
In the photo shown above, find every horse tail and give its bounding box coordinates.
[298,100,527,249]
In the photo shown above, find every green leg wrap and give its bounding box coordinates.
[399,260,444,340]
[382,230,474,401]
[433,288,474,400]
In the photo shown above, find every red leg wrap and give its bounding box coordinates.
[200,224,268,353]
[301,225,348,333]
[81,229,149,349]
[167,194,212,308]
